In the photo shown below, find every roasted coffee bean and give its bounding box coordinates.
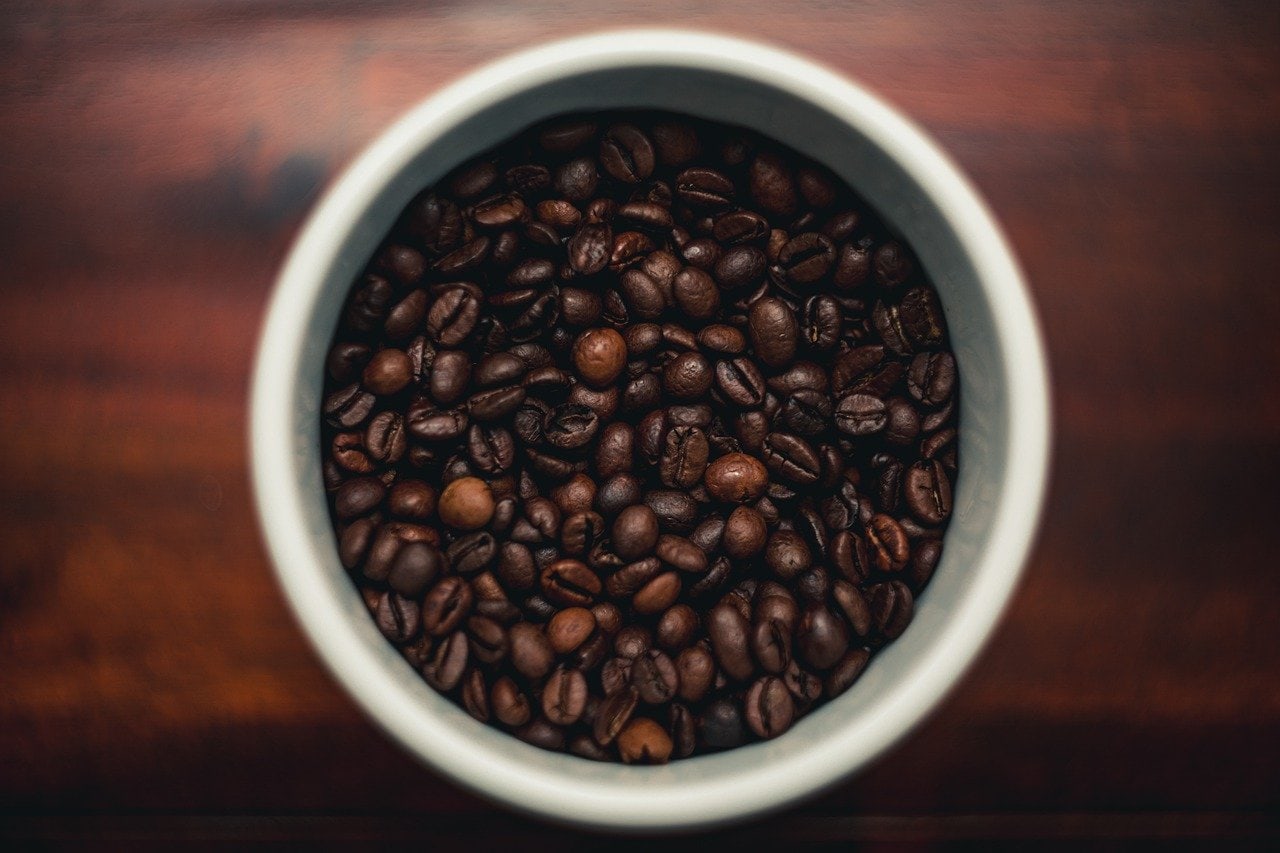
[714,245,766,289]
[633,571,681,615]
[781,389,831,437]
[723,505,767,559]
[655,534,707,574]
[713,210,770,245]
[866,513,910,572]
[747,296,798,368]
[714,357,766,407]
[631,649,679,704]
[388,543,442,598]
[835,393,887,436]
[467,615,508,665]
[644,489,699,532]
[599,123,655,184]
[446,531,497,574]
[764,529,811,580]
[540,558,601,606]
[594,687,639,745]
[617,717,673,764]
[375,591,422,643]
[333,477,385,520]
[867,582,915,641]
[422,577,473,637]
[703,452,769,502]
[659,425,710,489]
[699,698,746,752]
[761,432,821,485]
[612,504,660,561]
[797,605,849,670]
[542,667,589,725]
[778,232,836,285]
[908,538,943,590]
[662,351,713,400]
[422,630,469,691]
[745,676,796,739]
[508,622,555,680]
[707,602,753,682]
[597,473,643,518]
[905,459,953,525]
[331,432,372,474]
[437,477,494,530]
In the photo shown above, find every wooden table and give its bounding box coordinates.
[3,1,1278,846]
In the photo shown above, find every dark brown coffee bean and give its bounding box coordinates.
[908,351,957,407]
[331,432,372,474]
[540,558,601,606]
[422,630,468,691]
[612,504,659,561]
[745,676,795,739]
[747,296,798,368]
[764,529,812,580]
[781,389,831,437]
[908,538,943,590]
[426,287,481,347]
[713,210,770,245]
[698,324,746,355]
[797,605,849,670]
[835,393,887,436]
[362,349,412,396]
[866,513,910,572]
[672,268,720,320]
[760,432,821,485]
[599,123,655,184]
[541,666,588,725]
[655,534,707,574]
[699,698,746,751]
[594,687,639,746]
[661,351,713,400]
[446,531,497,574]
[388,543,442,598]
[633,571,681,615]
[508,622,555,681]
[365,411,406,463]
[631,649,678,705]
[422,576,473,637]
[826,647,871,698]
[714,357,766,407]
[723,505,767,559]
[778,232,836,285]
[375,591,422,643]
[676,166,734,208]
[748,150,798,216]
[868,580,915,639]
[714,245,766,289]
[659,425,710,489]
[904,459,953,525]
[707,602,753,682]
[467,615,509,665]
[703,452,769,503]
[572,327,627,387]
[334,477,385,520]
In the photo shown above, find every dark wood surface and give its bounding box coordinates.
[2,0,1279,847]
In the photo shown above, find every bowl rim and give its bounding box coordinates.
[250,28,1051,831]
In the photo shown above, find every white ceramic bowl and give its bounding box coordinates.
[250,30,1050,832]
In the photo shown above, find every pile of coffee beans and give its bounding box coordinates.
[321,111,958,763]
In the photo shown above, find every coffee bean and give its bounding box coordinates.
[388,543,442,598]
[426,287,481,347]
[745,676,795,739]
[421,576,473,637]
[714,245,766,289]
[714,357,766,407]
[540,558,601,606]
[365,411,406,463]
[594,687,639,746]
[437,477,494,530]
[617,717,672,764]
[422,630,469,691]
[765,529,812,580]
[612,504,659,561]
[375,591,422,643]
[333,477,385,520]
[659,425,710,489]
[698,698,746,751]
[572,327,627,387]
[662,351,713,400]
[599,124,655,184]
[749,150,798,216]
[778,232,836,285]
[631,649,679,704]
[866,513,910,572]
[761,432,821,485]
[781,389,831,437]
[703,452,769,502]
[747,297,798,368]
[797,605,849,670]
[723,505,767,559]
[542,666,588,725]
[633,571,681,615]
[905,459,953,525]
[707,601,753,682]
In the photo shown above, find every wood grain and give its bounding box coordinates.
[2,0,1279,845]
